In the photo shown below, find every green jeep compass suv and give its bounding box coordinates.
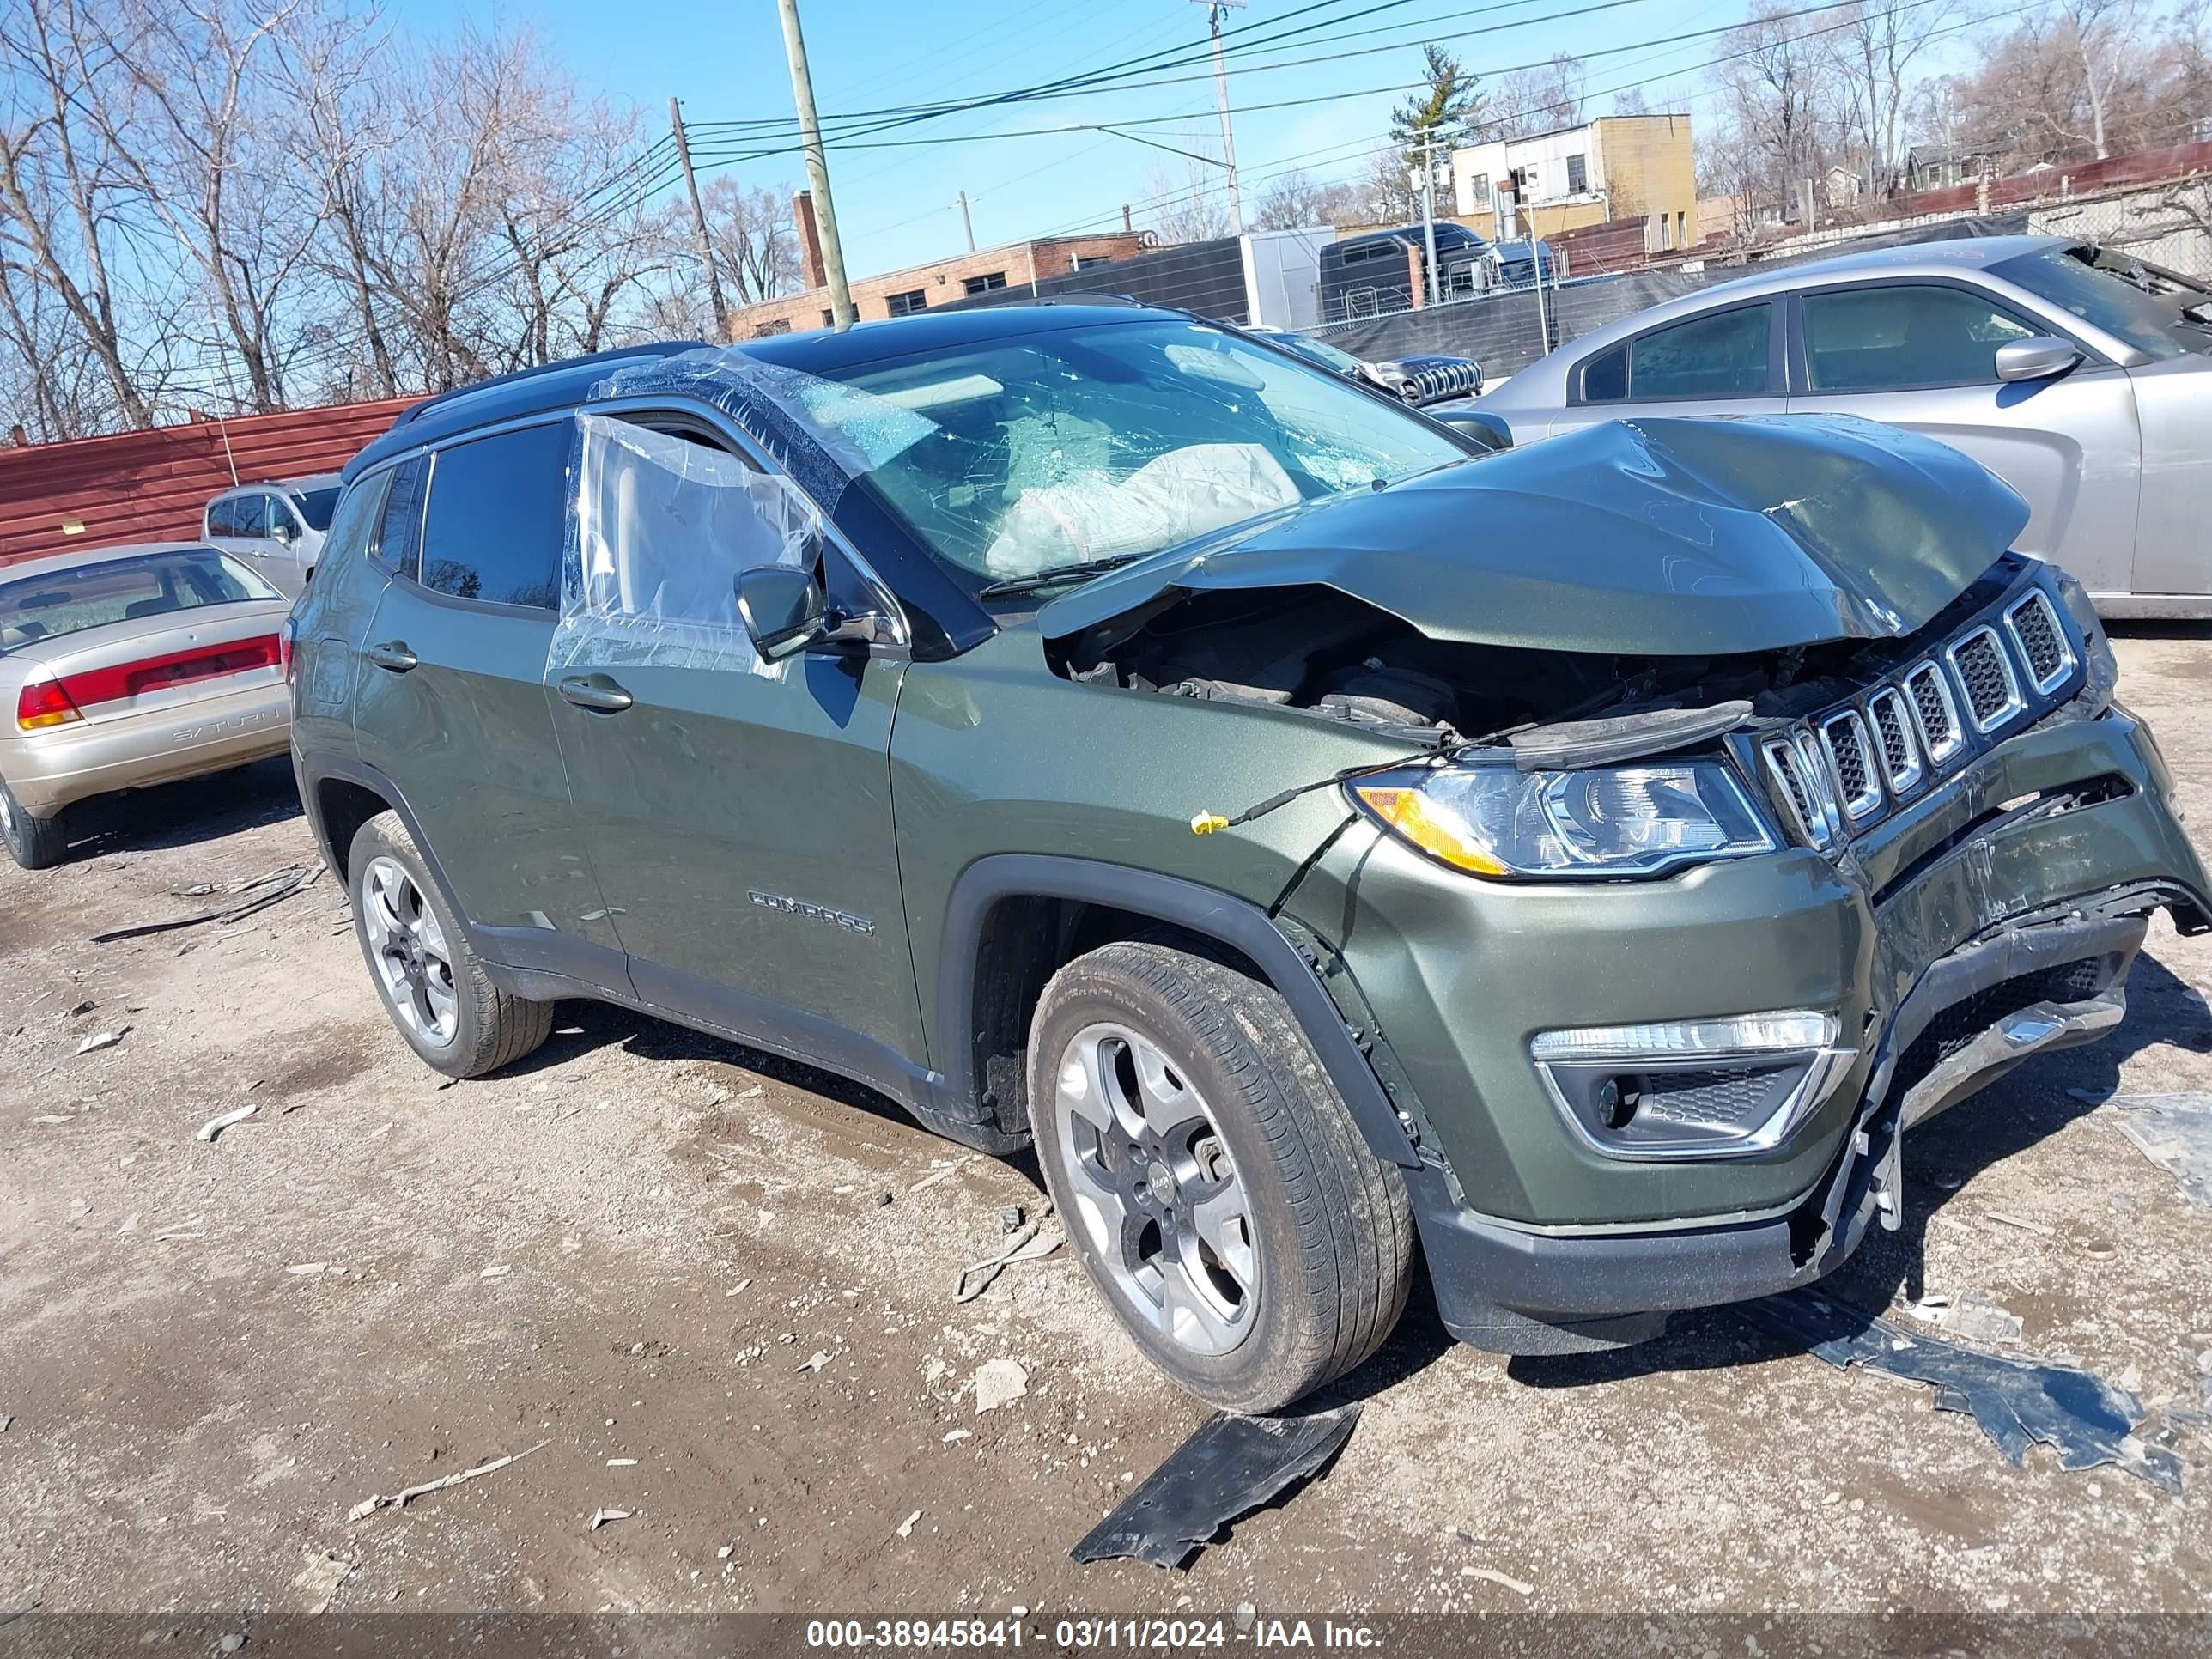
[288,310,2210,1412]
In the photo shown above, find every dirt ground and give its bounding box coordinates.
[3,631,2210,1626]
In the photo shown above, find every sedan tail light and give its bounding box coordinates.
[15,635,281,730]
[278,617,297,684]
[16,677,83,731]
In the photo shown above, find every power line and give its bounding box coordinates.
[682,0,1668,171]
[684,0,1402,136]
[1012,0,2021,242]
[684,0,1946,175]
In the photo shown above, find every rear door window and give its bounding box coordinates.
[370,458,427,577]
[1626,304,1774,399]
[316,474,391,581]
[416,422,568,610]
[1802,285,2039,390]
[1580,343,1627,402]
[233,494,268,539]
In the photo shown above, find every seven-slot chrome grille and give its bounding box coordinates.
[1402,360,1482,403]
[1753,581,2083,850]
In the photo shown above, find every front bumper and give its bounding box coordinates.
[1,679,291,817]
[1412,890,2154,1351]
[1286,702,2210,1352]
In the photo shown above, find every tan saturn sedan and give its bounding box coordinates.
[0,541,294,869]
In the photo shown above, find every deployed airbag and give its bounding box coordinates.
[983,443,1302,580]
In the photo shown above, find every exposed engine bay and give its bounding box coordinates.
[1052,562,2033,753]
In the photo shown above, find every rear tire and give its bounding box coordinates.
[0,778,67,870]
[1028,940,1413,1413]
[347,811,552,1078]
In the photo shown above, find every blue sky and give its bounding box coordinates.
[388,0,1974,278]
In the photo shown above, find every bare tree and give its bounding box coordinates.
[0,0,819,436]
[0,0,158,428]
[697,178,802,306]
[1820,0,1958,195]
[1249,168,1371,230]
[277,1,404,398]
[1946,0,2173,168]
[90,0,335,411]
[1476,54,1586,141]
[1705,5,1846,225]
[1144,161,1232,243]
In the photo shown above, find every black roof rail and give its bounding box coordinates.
[1024,291,1153,308]
[396,340,707,426]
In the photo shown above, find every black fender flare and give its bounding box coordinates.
[294,750,472,925]
[935,854,1422,1169]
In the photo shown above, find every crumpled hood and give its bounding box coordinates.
[1037,415,2031,656]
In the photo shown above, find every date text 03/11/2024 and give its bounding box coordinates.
[802,1620,1384,1649]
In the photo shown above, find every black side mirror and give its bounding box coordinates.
[736,565,828,662]
[1437,409,1514,452]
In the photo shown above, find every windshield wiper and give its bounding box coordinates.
[977,553,1149,599]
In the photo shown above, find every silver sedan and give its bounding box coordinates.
[0,541,294,869]
[1474,236,2212,614]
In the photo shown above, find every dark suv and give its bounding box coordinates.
[289,309,2209,1412]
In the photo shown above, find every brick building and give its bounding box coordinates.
[730,192,1145,337]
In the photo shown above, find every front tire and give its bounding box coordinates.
[347,811,551,1078]
[0,777,67,870]
[1028,941,1413,1413]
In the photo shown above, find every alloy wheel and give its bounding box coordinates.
[1051,1021,1259,1356]
[361,855,459,1046]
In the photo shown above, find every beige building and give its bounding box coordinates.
[1451,114,1697,255]
[730,193,1145,338]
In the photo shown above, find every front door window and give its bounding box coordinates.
[1802,286,2037,391]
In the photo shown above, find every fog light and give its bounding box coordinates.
[1595,1076,1634,1129]
[1531,1011,1850,1160]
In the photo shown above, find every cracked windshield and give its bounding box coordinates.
[799,320,1468,588]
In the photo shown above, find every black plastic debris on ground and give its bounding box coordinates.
[1742,1286,2183,1494]
[90,862,321,943]
[1072,1403,1361,1569]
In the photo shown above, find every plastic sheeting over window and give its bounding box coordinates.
[550,415,823,678]
[590,346,933,517]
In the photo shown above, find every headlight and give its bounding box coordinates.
[1350,758,1777,878]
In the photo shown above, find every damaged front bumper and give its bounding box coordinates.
[1288,696,2211,1356]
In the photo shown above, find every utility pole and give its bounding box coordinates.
[775,0,855,331]
[1525,199,1550,356]
[1193,0,1244,234]
[957,190,975,252]
[1413,123,1443,310]
[669,97,729,340]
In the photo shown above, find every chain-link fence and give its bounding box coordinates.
[1296,205,2210,382]
[2029,179,2212,281]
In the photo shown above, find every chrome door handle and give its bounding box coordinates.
[558,675,634,713]
[365,641,417,672]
